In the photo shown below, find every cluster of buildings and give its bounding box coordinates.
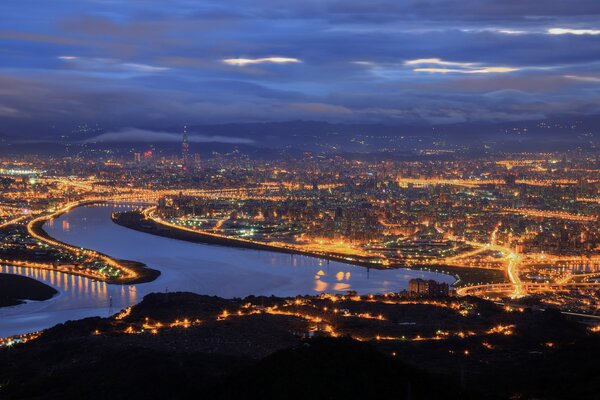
[408,278,452,297]
[0,141,599,308]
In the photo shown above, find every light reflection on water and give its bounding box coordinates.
[0,203,454,337]
[0,264,138,337]
[0,265,109,299]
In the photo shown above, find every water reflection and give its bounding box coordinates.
[1,203,453,337]
[0,265,97,295]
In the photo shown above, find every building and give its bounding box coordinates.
[408,278,450,297]
[181,126,191,171]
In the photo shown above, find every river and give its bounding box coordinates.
[0,203,454,337]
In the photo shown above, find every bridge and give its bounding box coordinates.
[457,281,600,297]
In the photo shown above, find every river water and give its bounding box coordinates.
[0,203,454,337]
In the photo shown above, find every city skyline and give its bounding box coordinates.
[1,2,600,399]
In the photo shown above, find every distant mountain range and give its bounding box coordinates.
[1,118,597,156]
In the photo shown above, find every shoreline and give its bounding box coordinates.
[28,202,160,285]
[0,273,58,308]
[113,210,505,287]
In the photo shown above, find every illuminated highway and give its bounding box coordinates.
[26,199,139,281]
[1,156,598,318]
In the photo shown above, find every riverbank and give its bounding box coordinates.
[3,203,456,338]
[0,273,58,307]
[29,207,160,285]
[113,210,504,287]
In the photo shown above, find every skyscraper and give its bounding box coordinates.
[181,126,190,171]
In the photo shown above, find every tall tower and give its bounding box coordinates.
[181,126,190,171]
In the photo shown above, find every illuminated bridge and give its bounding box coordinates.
[457,282,600,297]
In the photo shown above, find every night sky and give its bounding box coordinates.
[2,1,600,138]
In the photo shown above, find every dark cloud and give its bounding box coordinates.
[1,0,600,137]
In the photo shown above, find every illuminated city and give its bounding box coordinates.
[1,0,600,399]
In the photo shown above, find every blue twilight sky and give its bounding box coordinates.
[1,0,600,136]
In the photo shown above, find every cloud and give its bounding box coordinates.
[564,75,600,82]
[222,57,301,66]
[355,58,520,75]
[406,58,519,74]
[0,30,82,45]
[289,102,352,114]
[547,28,600,35]
[0,105,20,116]
[460,28,529,35]
[3,0,600,133]
[84,128,255,144]
[405,58,475,67]
[351,61,375,66]
[58,56,169,74]
[413,67,519,74]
